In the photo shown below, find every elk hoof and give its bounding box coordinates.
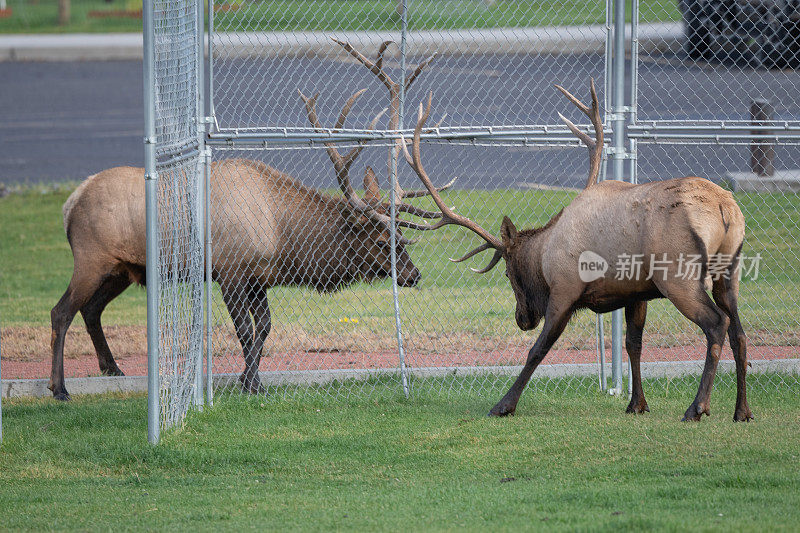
[733,406,754,422]
[239,373,264,395]
[53,390,71,402]
[625,398,650,414]
[101,366,124,377]
[488,402,516,417]
[681,402,709,422]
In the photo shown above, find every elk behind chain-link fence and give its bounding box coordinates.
[139,0,799,440]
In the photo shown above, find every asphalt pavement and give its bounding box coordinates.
[2,29,800,189]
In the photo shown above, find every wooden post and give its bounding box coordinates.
[750,98,775,177]
[58,0,70,25]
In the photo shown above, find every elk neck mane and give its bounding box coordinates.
[516,208,564,242]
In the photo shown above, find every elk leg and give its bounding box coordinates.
[489,305,572,417]
[220,280,261,394]
[241,279,271,394]
[625,301,649,414]
[666,283,729,421]
[50,267,110,400]
[80,274,131,376]
[712,276,753,422]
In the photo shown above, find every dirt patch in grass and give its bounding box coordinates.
[2,325,797,380]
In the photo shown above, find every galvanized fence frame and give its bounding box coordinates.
[144,0,207,443]
[143,0,800,438]
[202,0,620,398]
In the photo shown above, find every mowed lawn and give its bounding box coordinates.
[0,377,799,530]
[0,0,680,34]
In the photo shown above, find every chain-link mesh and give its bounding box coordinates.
[632,0,800,389]
[151,0,204,429]
[201,0,799,401]
[206,0,609,398]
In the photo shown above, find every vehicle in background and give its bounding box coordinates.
[679,0,800,67]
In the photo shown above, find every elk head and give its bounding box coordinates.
[401,80,603,329]
[298,42,451,288]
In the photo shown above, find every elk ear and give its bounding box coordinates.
[500,216,518,247]
[363,166,382,203]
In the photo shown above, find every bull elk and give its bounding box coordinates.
[49,41,451,400]
[402,83,752,422]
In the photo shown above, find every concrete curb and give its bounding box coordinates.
[0,23,682,62]
[3,358,798,398]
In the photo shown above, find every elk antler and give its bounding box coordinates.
[332,38,436,125]
[298,88,450,241]
[554,78,604,189]
[332,38,438,202]
[401,92,505,273]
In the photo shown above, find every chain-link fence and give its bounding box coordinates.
[204,1,614,398]
[0,0,796,442]
[199,0,799,401]
[632,0,800,390]
[144,0,205,441]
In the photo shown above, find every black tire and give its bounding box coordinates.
[755,3,800,69]
[682,0,712,60]
[757,22,793,68]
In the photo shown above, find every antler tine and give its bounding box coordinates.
[450,242,492,263]
[405,54,436,91]
[332,38,393,90]
[471,249,504,273]
[399,176,457,199]
[375,40,393,71]
[554,83,591,115]
[557,112,595,148]
[395,203,443,219]
[402,92,505,253]
[555,77,604,189]
[334,88,367,130]
[299,89,348,174]
[298,90,323,130]
[342,106,388,169]
[451,243,503,273]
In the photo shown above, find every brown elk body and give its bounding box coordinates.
[49,159,421,400]
[402,84,752,422]
[50,39,446,401]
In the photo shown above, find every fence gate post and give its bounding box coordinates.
[608,0,629,395]
[193,0,207,411]
[390,0,410,398]
[143,0,160,445]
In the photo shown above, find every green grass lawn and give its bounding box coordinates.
[0,0,680,34]
[1,378,799,530]
[1,182,798,354]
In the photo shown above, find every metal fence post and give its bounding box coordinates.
[205,0,215,408]
[204,147,213,407]
[609,0,627,395]
[143,0,161,445]
[390,0,410,398]
[627,0,640,399]
[193,0,206,410]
